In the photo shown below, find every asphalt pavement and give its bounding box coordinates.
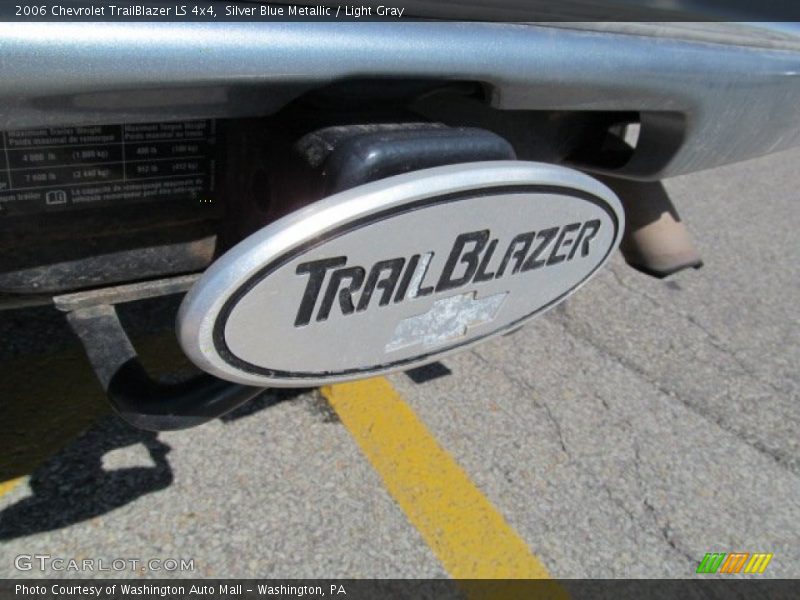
[0,147,798,579]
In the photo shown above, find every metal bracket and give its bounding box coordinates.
[55,276,262,431]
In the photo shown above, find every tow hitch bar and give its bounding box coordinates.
[56,276,262,431]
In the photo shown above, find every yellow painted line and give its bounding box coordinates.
[322,377,566,596]
[0,476,24,498]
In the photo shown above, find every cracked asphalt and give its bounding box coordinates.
[0,147,798,579]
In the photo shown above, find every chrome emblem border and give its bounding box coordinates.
[177,161,624,386]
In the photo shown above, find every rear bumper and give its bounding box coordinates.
[0,21,798,179]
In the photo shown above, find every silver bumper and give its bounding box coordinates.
[0,21,798,179]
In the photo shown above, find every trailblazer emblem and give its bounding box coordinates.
[177,162,624,386]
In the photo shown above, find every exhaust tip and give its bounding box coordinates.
[601,177,702,278]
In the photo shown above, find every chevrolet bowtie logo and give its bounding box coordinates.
[386,291,507,352]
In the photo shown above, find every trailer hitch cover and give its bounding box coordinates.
[177,161,624,386]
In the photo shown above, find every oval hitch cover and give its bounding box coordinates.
[178,161,624,386]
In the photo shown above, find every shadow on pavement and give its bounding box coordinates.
[0,416,172,541]
[0,387,307,541]
[221,388,311,422]
[405,361,452,384]
[0,298,311,540]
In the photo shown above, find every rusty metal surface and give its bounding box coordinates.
[53,273,200,313]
